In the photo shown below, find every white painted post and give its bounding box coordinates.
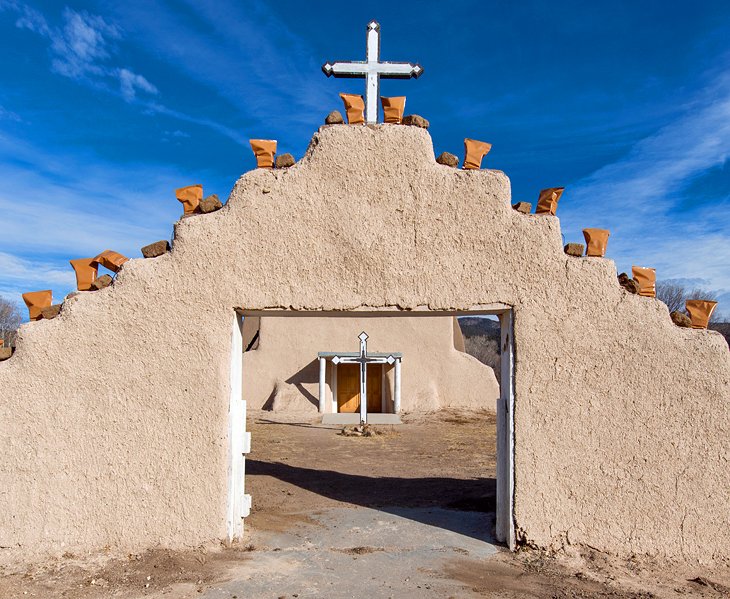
[360,365,368,424]
[331,362,338,413]
[358,332,369,424]
[394,358,402,413]
[496,310,516,550]
[227,313,247,541]
[365,22,380,124]
[318,357,327,414]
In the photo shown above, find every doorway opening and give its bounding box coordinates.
[228,309,516,549]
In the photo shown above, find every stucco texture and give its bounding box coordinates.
[0,125,728,564]
[242,315,498,413]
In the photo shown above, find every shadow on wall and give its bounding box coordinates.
[246,458,497,543]
[261,358,321,411]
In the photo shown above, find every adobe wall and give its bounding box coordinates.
[242,315,498,412]
[0,125,727,565]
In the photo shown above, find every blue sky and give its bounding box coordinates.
[1,0,729,317]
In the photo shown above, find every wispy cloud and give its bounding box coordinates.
[107,0,331,136]
[565,73,730,218]
[118,67,157,101]
[560,69,730,315]
[0,105,21,122]
[0,129,212,302]
[144,101,243,144]
[0,130,182,253]
[160,129,191,144]
[177,0,331,116]
[47,8,120,79]
[6,3,158,103]
[1,2,243,141]
[0,252,74,303]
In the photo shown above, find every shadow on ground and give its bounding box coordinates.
[247,459,497,543]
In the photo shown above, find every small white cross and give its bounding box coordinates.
[331,332,398,424]
[322,20,423,124]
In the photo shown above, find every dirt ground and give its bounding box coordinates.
[1,409,728,598]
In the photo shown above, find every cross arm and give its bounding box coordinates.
[335,356,389,364]
[379,62,424,79]
[322,61,424,79]
[322,62,368,78]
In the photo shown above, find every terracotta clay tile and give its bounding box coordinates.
[339,93,365,125]
[632,266,656,298]
[22,290,52,321]
[69,258,98,291]
[463,139,491,170]
[249,140,277,168]
[582,229,610,257]
[93,250,129,273]
[175,184,203,215]
[535,187,565,215]
[381,96,406,124]
[685,300,718,329]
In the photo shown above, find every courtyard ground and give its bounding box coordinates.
[1,409,728,598]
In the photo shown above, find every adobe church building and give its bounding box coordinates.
[0,124,728,567]
[241,314,499,417]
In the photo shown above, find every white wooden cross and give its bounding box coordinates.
[333,331,395,424]
[322,20,424,124]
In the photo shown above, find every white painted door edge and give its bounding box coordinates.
[496,309,516,550]
[227,313,248,541]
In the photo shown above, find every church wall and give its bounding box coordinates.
[241,315,498,412]
[452,316,466,353]
[0,125,727,564]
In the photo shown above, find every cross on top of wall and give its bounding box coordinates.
[322,20,424,124]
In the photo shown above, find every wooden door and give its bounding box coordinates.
[367,364,382,413]
[337,363,383,414]
[337,364,360,413]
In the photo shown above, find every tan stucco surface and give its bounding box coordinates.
[242,315,498,412]
[1,125,728,564]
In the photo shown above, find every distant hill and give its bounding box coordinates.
[458,317,728,389]
[457,316,501,384]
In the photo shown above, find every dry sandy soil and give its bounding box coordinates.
[1,409,728,598]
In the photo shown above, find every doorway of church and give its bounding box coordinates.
[229,309,516,550]
[336,363,384,413]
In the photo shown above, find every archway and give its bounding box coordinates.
[227,308,516,549]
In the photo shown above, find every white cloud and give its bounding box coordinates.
[3,2,245,142]
[0,252,75,304]
[559,70,730,313]
[0,129,207,301]
[146,101,242,145]
[106,1,331,130]
[8,3,157,105]
[49,8,119,79]
[118,67,158,101]
[3,0,49,36]
[0,131,182,250]
[0,105,21,122]
[564,75,730,226]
